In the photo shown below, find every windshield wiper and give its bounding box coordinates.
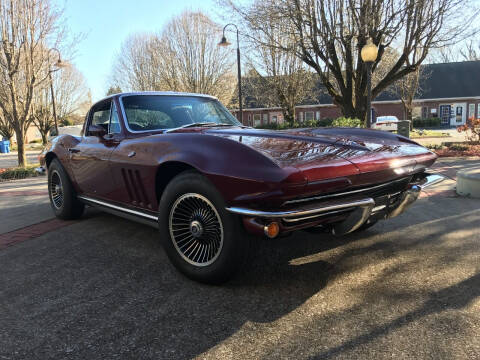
[165,122,235,132]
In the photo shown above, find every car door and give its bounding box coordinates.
[69,99,123,199]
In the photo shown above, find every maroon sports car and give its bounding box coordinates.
[40,92,443,283]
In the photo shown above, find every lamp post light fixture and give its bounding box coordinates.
[361,38,379,129]
[48,48,69,136]
[218,23,243,123]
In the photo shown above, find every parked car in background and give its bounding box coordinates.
[39,92,443,284]
[372,115,400,131]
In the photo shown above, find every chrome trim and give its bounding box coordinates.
[226,198,375,219]
[78,196,158,221]
[387,186,421,218]
[284,177,410,205]
[333,200,375,235]
[372,204,386,212]
[282,209,351,223]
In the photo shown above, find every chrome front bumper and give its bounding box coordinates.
[227,173,444,236]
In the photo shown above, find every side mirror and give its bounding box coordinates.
[88,124,107,137]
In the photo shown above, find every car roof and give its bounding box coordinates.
[94,91,218,106]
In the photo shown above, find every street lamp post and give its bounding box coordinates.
[218,23,243,123]
[361,39,379,129]
[48,48,68,135]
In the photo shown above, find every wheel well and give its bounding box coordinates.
[45,152,57,168]
[155,162,197,202]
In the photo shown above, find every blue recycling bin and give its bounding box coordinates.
[0,140,10,153]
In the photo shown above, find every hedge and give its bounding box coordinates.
[255,117,362,130]
[412,117,443,128]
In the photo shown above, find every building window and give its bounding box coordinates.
[316,111,321,120]
[305,111,314,121]
[271,115,277,123]
[263,113,268,124]
[253,114,261,127]
[422,106,428,119]
[469,103,476,119]
[298,112,303,122]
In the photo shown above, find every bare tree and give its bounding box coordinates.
[241,15,314,125]
[0,0,65,166]
[29,64,88,144]
[30,87,52,145]
[111,33,161,92]
[459,39,480,61]
[0,109,13,141]
[224,0,479,124]
[111,11,236,105]
[106,85,122,96]
[51,64,89,123]
[390,66,429,121]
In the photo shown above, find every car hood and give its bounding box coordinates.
[204,127,437,182]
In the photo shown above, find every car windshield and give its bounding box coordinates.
[121,95,241,131]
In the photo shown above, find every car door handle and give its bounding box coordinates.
[68,148,80,153]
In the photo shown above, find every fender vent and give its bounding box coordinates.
[121,168,152,209]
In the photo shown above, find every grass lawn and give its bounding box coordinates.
[410,129,451,139]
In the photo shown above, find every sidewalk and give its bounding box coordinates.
[0,150,41,169]
[0,177,50,234]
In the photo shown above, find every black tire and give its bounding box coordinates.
[158,171,248,284]
[48,158,85,220]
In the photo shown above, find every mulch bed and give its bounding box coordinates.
[434,145,480,157]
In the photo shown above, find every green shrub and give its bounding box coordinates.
[413,117,442,128]
[0,165,40,181]
[29,138,42,144]
[426,144,445,150]
[318,118,334,127]
[61,118,74,126]
[254,116,362,130]
[331,117,363,128]
[447,143,469,151]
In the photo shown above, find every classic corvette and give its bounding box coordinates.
[40,91,443,283]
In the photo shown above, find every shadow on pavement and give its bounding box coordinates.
[0,196,479,359]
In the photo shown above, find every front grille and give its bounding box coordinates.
[284,176,412,206]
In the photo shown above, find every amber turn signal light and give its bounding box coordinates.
[264,222,280,238]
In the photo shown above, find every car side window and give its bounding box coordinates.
[109,102,121,134]
[90,100,111,134]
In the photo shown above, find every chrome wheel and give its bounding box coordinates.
[50,170,64,209]
[169,193,224,267]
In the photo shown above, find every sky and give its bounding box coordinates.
[58,0,218,101]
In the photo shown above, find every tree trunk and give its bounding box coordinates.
[14,127,27,167]
[338,97,367,124]
[41,132,48,145]
[283,108,295,126]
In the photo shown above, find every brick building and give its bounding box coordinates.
[233,61,480,128]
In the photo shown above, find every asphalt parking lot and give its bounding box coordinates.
[0,159,479,359]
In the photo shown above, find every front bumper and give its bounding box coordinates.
[227,173,444,237]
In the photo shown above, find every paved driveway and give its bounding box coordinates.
[0,160,479,359]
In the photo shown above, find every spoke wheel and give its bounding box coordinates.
[50,170,64,209]
[169,193,224,267]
